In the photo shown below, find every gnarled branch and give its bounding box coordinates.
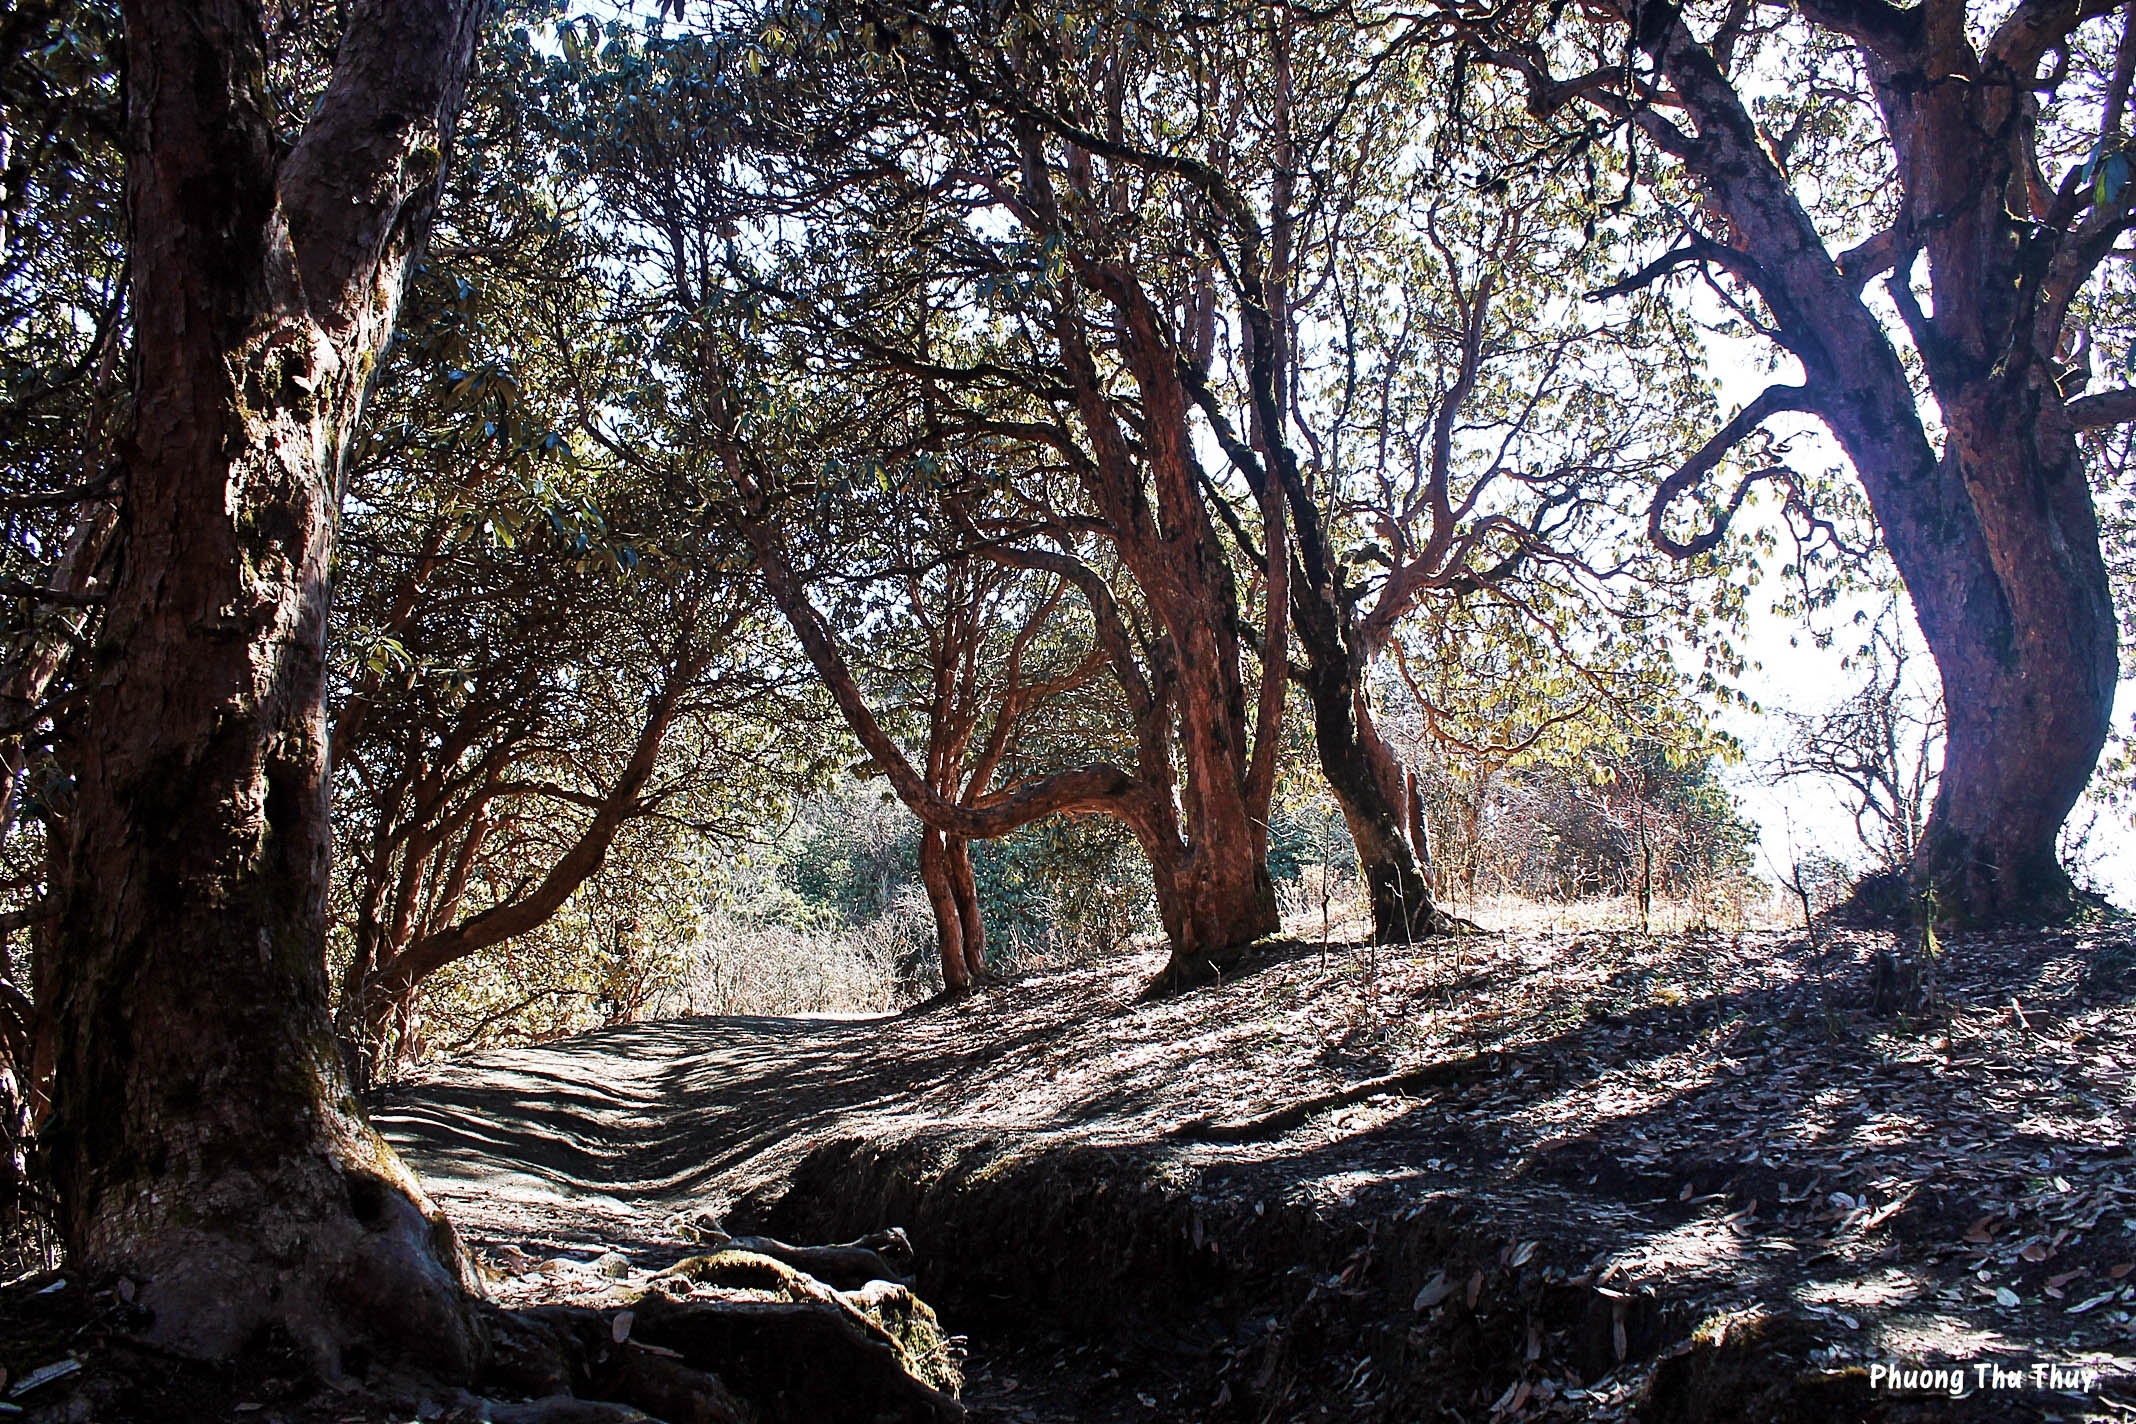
[1648,383,1819,557]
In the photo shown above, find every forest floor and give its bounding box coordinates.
[8,918,2135,1422]
[355,916,2136,1423]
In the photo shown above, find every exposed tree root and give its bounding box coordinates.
[1153,918,1492,996]
[1149,934,1302,995]
[12,1230,963,1423]
[1167,1050,1518,1142]
[672,1226,915,1291]
[468,1241,962,1424]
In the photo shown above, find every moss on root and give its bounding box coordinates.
[644,1249,962,1405]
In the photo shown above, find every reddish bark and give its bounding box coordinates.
[899,564,1094,991]
[945,836,988,983]
[731,445,1280,986]
[44,0,486,1370]
[917,828,989,992]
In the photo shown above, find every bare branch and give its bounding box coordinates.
[2067,384,2136,428]
[1649,383,1820,558]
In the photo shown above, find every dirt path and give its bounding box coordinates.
[383,928,2136,1422]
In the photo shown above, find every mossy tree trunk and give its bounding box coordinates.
[44,0,486,1372]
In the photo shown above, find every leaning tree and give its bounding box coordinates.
[1466,0,2128,918]
[1177,13,1743,941]
[325,118,809,1081]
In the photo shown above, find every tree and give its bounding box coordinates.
[1248,47,1733,942]
[892,559,1103,993]
[330,535,779,1080]
[1467,0,2126,919]
[323,102,813,1079]
[551,10,1297,984]
[43,0,489,1370]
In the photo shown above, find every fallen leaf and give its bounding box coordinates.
[612,1309,635,1344]
[1995,1286,2021,1307]
[1964,1215,1998,1244]
[2111,1262,2132,1280]
[1467,1270,1485,1310]
[1509,1240,1537,1268]
[2020,1241,2051,1263]
[1413,1272,1453,1311]
[7,1360,79,1398]
[2066,1289,2118,1315]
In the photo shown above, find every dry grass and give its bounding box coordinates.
[1440,885,1794,935]
[1282,879,1794,943]
[650,909,925,1019]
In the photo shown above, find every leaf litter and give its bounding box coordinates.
[376,921,2136,1421]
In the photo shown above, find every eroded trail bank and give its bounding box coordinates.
[385,928,2136,1422]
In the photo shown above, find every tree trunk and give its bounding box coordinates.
[917,828,970,993]
[1607,7,2122,926]
[336,652,700,1078]
[1147,837,1279,987]
[1893,385,2117,920]
[944,835,990,985]
[1404,769,1430,878]
[1297,625,1448,943]
[44,0,485,1372]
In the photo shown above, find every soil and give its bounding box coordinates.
[6,921,2135,1421]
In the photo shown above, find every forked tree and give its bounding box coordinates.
[1214,36,1729,941]
[1467,0,2129,918]
[895,560,1103,992]
[44,0,489,1370]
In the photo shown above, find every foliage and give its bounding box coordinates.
[321,11,835,1076]
[16,0,2119,1107]
[968,815,1159,966]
